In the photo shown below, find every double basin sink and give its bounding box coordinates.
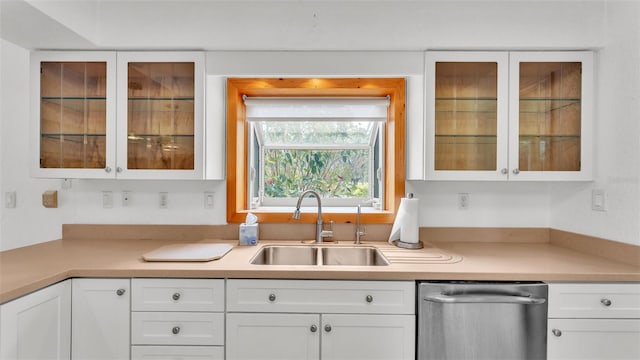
[250,245,389,266]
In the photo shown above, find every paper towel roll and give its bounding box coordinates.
[388,195,419,244]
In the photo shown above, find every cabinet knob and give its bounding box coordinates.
[105,167,112,173]
[116,167,123,173]
[310,325,318,333]
[172,326,180,335]
[268,293,276,302]
[172,292,181,301]
[552,329,562,337]
[501,168,508,175]
[116,288,126,296]
[366,295,373,303]
[601,298,612,307]
[324,324,332,332]
[512,168,520,175]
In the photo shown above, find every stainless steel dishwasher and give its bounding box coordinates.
[418,281,548,360]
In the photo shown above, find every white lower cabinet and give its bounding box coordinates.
[131,346,224,360]
[130,278,225,358]
[548,283,640,360]
[226,313,320,360]
[0,280,71,360]
[72,278,130,360]
[225,279,416,360]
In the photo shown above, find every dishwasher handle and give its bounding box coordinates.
[424,293,546,305]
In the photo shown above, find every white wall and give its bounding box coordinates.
[550,1,640,246]
[0,39,66,251]
[3,0,638,250]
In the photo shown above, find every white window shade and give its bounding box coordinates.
[244,97,390,121]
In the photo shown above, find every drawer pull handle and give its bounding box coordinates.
[172,292,181,301]
[268,293,276,302]
[116,288,126,296]
[310,325,318,333]
[601,298,612,307]
[324,324,332,332]
[172,326,180,335]
[366,295,373,303]
[552,329,562,337]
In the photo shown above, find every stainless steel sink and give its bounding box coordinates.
[250,246,318,265]
[321,246,389,266]
[250,245,389,266]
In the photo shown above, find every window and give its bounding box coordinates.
[245,97,388,208]
[226,78,405,224]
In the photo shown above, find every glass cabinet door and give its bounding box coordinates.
[117,52,204,179]
[509,52,593,180]
[32,52,116,178]
[426,52,509,180]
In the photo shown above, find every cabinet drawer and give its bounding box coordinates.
[131,312,224,346]
[131,345,224,359]
[549,283,640,318]
[548,318,640,359]
[132,278,224,312]
[227,280,415,314]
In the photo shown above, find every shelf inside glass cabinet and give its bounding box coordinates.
[435,135,497,171]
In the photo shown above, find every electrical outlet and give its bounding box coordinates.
[5,191,16,208]
[204,192,215,209]
[458,193,470,210]
[159,192,168,209]
[102,191,113,208]
[122,191,131,207]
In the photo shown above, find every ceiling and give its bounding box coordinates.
[0,0,607,51]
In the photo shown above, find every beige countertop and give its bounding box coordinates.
[1,236,639,304]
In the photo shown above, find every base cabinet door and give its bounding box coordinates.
[0,280,71,360]
[548,319,640,359]
[72,278,130,360]
[321,314,415,360]
[226,313,320,360]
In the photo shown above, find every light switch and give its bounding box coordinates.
[204,192,214,209]
[592,189,606,211]
[102,191,113,208]
[5,191,16,208]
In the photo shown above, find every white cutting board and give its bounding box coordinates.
[143,243,233,262]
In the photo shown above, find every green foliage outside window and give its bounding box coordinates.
[263,149,369,199]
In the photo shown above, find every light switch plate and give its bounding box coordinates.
[592,189,607,211]
[5,191,16,208]
[102,191,113,208]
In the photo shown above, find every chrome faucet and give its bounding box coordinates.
[292,190,333,243]
[355,204,366,244]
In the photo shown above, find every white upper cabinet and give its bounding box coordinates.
[509,51,593,181]
[424,51,593,181]
[31,51,117,179]
[31,51,205,179]
[116,52,205,179]
[425,51,509,180]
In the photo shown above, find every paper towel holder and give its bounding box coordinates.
[392,239,424,249]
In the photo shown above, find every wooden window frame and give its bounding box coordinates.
[226,78,405,224]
